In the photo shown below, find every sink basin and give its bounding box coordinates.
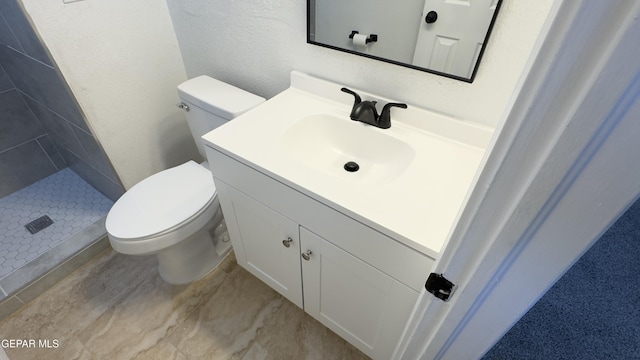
[203,71,493,256]
[281,114,415,184]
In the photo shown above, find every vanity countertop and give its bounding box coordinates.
[202,71,493,259]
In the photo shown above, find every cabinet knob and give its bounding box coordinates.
[282,237,293,248]
[302,250,312,261]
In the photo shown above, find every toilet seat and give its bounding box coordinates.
[106,161,215,241]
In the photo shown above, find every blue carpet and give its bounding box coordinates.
[483,197,640,360]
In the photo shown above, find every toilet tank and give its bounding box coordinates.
[177,76,265,158]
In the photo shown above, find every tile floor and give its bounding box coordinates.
[0,169,113,279]
[0,249,369,360]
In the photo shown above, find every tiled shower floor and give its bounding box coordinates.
[0,169,113,280]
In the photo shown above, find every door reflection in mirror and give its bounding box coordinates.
[307,0,502,82]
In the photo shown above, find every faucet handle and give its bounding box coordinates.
[341,87,362,109]
[378,102,408,129]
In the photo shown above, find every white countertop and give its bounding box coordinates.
[203,72,493,259]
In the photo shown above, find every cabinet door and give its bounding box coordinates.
[300,227,419,360]
[216,181,303,308]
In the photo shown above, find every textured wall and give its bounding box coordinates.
[166,0,555,129]
[20,0,191,189]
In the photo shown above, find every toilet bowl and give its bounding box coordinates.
[105,76,265,284]
[106,161,228,284]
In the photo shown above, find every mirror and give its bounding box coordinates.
[307,0,502,82]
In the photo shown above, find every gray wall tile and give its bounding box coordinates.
[14,65,126,198]
[36,134,66,170]
[0,0,51,65]
[0,139,57,197]
[0,46,88,132]
[62,148,124,201]
[0,89,44,152]
[22,94,86,160]
[0,11,23,52]
[72,126,120,183]
[0,64,11,92]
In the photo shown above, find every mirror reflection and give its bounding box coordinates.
[307,0,502,82]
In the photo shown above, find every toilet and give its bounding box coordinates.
[105,76,265,284]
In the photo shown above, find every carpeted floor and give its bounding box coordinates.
[483,197,640,360]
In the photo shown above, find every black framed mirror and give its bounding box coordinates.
[307,0,502,82]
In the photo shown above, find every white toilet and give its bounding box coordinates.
[105,76,265,284]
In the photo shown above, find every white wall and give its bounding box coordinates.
[20,0,191,189]
[166,0,554,128]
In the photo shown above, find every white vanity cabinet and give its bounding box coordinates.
[300,227,421,359]
[216,181,303,308]
[200,71,491,360]
[207,147,435,360]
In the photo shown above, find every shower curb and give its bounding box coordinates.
[0,222,110,322]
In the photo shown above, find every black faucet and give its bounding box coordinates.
[341,87,407,129]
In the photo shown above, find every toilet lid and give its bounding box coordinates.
[106,161,215,239]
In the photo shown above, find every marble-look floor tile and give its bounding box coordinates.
[249,299,369,360]
[166,258,287,359]
[0,295,23,321]
[0,249,157,359]
[78,261,229,359]
[0,250,369,360]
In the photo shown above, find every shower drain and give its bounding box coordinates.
[25,215,54,235]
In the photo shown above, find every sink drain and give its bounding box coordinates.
[344,161,359,172]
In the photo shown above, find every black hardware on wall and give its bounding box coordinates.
[425,273,455,301]
[425,10,438,24]
[349,30,378,44]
